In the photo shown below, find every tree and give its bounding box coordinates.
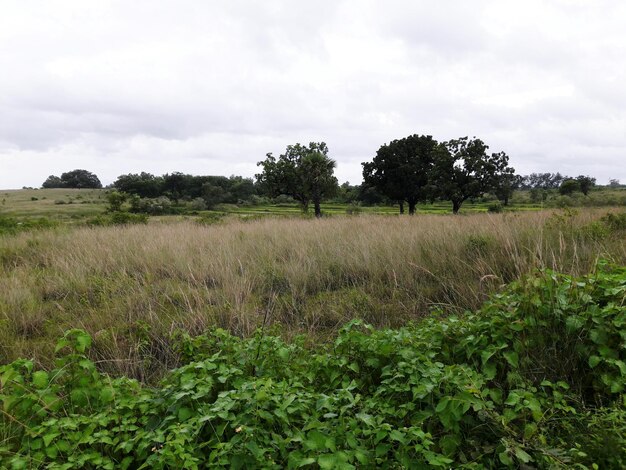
[114,173,164,198]
[301,151,339,217]
[559,179,580,195]
[362,134,441,215]
[59,169,102,188]
[494,174,522,206]
[42,175,63,188]
[576,175,596,196]
[201,183,229,209]
[256,142,338,218]
[42,170,102,189]
[433,137,514,214]
[106,191,127,212]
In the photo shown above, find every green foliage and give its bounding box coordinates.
[559,179,581,195]
[105,191,127,212]
[256,142,339,217]
[0,216,57,235]
[576,175,596,196]
[129,195,176,215]
[43,170,102,189]
[487,202,503,213]
[434,137,515,214]
[362,134,443,215]
[602,211,626,230]
[1,263,625,468]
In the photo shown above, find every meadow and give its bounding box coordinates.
[1,200,624,380]
[1,189,625,468]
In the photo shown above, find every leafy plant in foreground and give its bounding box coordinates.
[0,263,624,468]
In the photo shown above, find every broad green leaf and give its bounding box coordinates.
[32,371,49,389]
[503,351,519,368]
[588,355,602,368]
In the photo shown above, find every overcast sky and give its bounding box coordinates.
[1,0,625,189]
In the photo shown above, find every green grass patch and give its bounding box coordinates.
[1,262,624,468]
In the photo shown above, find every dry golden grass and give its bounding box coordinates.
[1,208,624,381]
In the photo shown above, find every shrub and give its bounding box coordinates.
[487,202,503,213]
[346,203,363,215]
[189,198,207,211]
[130,196,174,215]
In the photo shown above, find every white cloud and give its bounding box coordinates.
[1,0,625,188]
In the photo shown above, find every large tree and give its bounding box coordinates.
[433,137,514,214]
[60,169,102,189]
[256,142,338,218]
[362,134,442,215]
[42,170,102,189]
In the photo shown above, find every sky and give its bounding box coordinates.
[1,0,625,189]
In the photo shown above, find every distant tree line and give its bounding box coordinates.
[113,172,255,207]
[41,141,611,216]
[519,173,596,194]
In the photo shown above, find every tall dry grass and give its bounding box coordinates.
[1,208,624,381]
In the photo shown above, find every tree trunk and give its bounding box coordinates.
[452,200,462,214]
[408,201,416,215]
[399,201,404,214]
[314,200,322,218]
[300,199,309,213]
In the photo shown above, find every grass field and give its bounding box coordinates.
[1,189,626,468]
[0,188,106,220]
[1,204,624,381]
[0,187,537,223]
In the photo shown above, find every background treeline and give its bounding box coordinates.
[40,132,623,216]
[39,169,623,216]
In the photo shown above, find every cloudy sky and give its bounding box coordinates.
[1,0,625,189]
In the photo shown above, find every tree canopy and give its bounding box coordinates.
[256,142,338,217]
[362,135,515,214]
[42,170,102,189]
[362,135,443,214]
[433,137,515,213]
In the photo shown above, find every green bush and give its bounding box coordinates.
[345,203,363,215]
[487,202,503,213]
[0,216,57,235]
[1,263,624,468]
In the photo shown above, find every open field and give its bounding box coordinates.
[0,188,106,220]
[0,188,540,223]
[1,207,624,382]
[2,187,625,226]
[1,198,625,468]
